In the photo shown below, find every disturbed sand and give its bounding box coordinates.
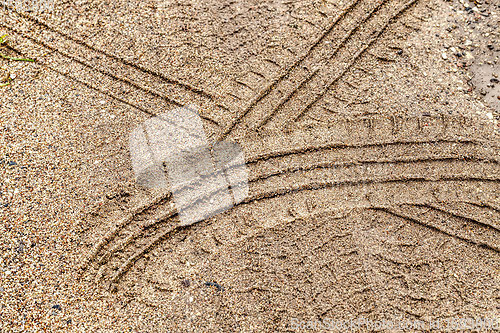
[0,0,499,331]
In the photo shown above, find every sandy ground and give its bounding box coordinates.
[0,0,499,331]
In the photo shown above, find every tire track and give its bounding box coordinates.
[83,134,497,271]
[104,176,498,285]
[222,0,419,138]
[268,0,419,130]
[376,206,500,253]
[254,0,390,130]
[84,154,499,284]
[0,10,226,128]
[180,207,498,329]
[88,151,498,272]
[0,34,221,130]
[3,41,220,136]
[460,202,500,222]
[0,2,352,134]
[0,6,219,102]
[420,203,500,233]
[219,0,361,139]
[81,114,499,286]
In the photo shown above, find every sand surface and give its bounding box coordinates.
[0,0,499,331]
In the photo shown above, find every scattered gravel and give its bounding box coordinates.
[439,0,500,126]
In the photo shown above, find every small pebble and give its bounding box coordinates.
[52,304,62,310]
[442,52,448,60]
[464,52,474,60]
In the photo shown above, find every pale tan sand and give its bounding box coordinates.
[0,0,498,331]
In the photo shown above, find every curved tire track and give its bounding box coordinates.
[81,115,499,288]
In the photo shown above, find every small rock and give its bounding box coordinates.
[486,113,494,120]
[442,52,448,60]
[491,78,500,84]
[52,305,62,311]
[181,279,191,288]
[464,52,474,60]
[464,40,473,46]
[8,161,17,166]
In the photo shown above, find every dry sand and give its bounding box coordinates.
[0,0,499,331]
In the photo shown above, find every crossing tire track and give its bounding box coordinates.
[0,6,219,102]
[0,1,350,135]
[219,0,362,139]
[223,0,421,138]
[0,10,226,131]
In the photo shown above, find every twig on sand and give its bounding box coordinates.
[0,34,35,62]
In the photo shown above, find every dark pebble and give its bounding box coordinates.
[204,281,225,292]
[52,304,62,310]
[181,279,191,288]
[491,78,499,84]
[8,161,17,166]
